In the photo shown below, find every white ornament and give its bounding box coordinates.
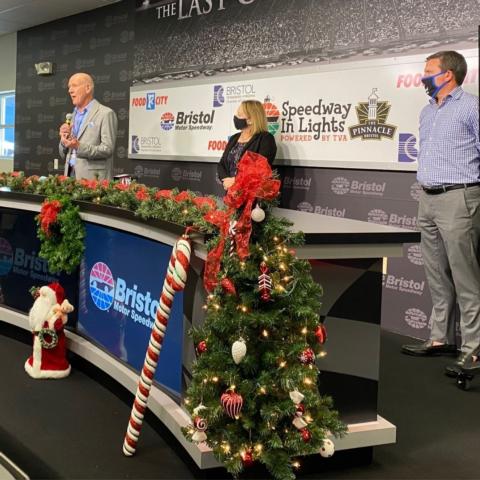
[289,389,304,405]
[292,416,308,430]
[193,403,207,416]
[251,205,265,222]
[319,439,335,458]
[231,338,247,364]
[192,430,207,443]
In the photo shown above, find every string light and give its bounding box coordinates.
[263,255,269,262]
[240,261,246,270]
[305,415,313,423]
[273,236,279,242]
[301,326,308,334]
[221,443,231,453]
[275,285,286,293]
[279,262,287,271]
[254,444,263,453]
[259,386,267,394]
[303,377,313,386]
[292,460,301,470]
[202,304,208,310]
[279,360,287,368]
[318,351,327,358]
[182,208,189,215]
[184,398,190,405]
[262,329,269,338]
[213,303,221,310]
[239,305,248,313]
[212,376,219,383]
[208,294,215,300]
[203,378,208,384]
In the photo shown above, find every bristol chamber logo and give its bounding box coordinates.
[331,177,350,195]
[89,262,115,311]
[263,96,280,135]
[349,88,396,140]
[160,112,175,131]
[213,85,225,107]
[0,238,13,276]
[404,307,428,329]
[398,133,418,162]
[131,135,140,154]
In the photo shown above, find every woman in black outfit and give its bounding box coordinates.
[217,100,277,190]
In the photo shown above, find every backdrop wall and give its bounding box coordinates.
[13,0,479,340]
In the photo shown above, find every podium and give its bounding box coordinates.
[0,193,419,468]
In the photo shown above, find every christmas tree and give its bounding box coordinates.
[183,153,346,480]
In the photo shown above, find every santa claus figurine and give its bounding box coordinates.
[25,282,74,379]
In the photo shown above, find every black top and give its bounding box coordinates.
[217,131,277,180]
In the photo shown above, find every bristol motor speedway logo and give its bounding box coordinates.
[160,112,175,131]
[263,96,280,135]
[0,237,13,276]
[89,262,115,311]
[89,261,161,327]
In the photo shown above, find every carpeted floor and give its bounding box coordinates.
[0,324,479,480]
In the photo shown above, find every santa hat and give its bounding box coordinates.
[47,282,65,305]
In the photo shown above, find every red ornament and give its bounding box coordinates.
[193,416,207,432]
[258,262,272,301]
[221,278,236,295]
[295,403,305,417]
[299,347,315,365]
[315,324,327,344]
[301,428,312,443]
[196,341,207,355]
[241,449,254,467]
[220,389,243,418]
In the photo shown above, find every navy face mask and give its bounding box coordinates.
[234,115,248,130]
[421,71,448,98]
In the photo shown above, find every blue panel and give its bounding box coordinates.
[78,223,183,397]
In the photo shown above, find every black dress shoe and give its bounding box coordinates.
[401,339,457,357]
[445,352,470,377]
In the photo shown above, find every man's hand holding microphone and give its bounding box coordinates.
[59,113,79,150]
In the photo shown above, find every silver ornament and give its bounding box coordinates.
[231,337,247,364]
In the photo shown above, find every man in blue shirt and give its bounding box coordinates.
[402,51,480,376]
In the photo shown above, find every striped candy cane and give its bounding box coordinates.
[123,234,191,456]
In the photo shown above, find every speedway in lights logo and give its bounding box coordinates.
[89,261,160,327]
[263,96,280,135]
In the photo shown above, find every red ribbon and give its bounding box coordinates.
[39,200,62,236]
[203,151,280,291]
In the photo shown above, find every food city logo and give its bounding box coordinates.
[131,92,168,110]
[367,208,418,229]
[171,167,203,182]
[398,133,418,163]
[407,244,423,266]
[160,110,216,131]
[154,0,257,20]
[212,83,256,107]
[404,307,428,330]
[0,237,58,283]
[280,98,352,142]
[131,135,162,154]
[396,68,478,88]
[89,261,160,329]
[331,176,386,197]
[297,202,346,217]
[349,88,396,141]
[383,273,425,296]
[283,175,312,191]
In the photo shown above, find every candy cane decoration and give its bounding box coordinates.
[123,234,191,456]
[228,220,237,257]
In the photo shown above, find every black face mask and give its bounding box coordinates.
[234,115,248,130]
[421,71,448,98]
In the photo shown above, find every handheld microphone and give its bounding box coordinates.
[65,113,73,126]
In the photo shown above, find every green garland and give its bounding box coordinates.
[36,195,85,274]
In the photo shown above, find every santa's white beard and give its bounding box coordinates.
[29,296,55,331]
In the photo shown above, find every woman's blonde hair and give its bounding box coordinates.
[241,100,268,135]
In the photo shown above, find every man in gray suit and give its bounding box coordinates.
[59,73,118,180]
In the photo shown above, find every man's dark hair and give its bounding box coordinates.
[426,51,468,85]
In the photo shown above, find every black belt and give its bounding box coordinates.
[422,182,480,195]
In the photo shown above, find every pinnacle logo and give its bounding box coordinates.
[263,96,280,135]
[349,88,397,140]
[160,112,175,131]
[404,307,427,329]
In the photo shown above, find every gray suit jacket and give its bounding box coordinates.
[60,99,118,180]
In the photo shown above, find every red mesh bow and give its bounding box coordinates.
[39,200,62,236]
[203,152,280,291]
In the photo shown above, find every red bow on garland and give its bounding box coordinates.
[203,151,280,292]
[39,199,62,236]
